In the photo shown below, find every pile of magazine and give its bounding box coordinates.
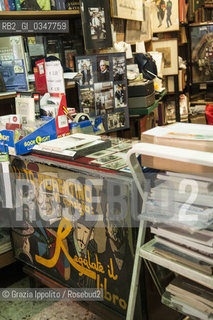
[142,171,213,230]
[142,171,213,319]
[162,276,213,320]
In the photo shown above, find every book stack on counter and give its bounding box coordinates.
[162,276,213,320]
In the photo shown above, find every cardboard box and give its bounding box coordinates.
[0,118,57,155]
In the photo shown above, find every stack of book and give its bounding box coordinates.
[162,276,213,320]
[142,170,213,274]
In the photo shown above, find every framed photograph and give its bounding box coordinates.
[151,0,179,33]
[152,39,178,75]
[111,0,144,21]
[96,56,110,82]
[190,24,213,84]
[80,0,112,50]
[75,52,129,133]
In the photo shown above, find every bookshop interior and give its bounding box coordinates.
[0,0,213,320]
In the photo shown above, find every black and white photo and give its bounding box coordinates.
[113,56,126,81]
[80,0,112,50]
[76,52,129,133]
[94,82,114,115]
[114,84,127,108]
[97,56,110,82]
[107,112,126,130]
[77,58,93,86]
[80,88,95,113]
[89,7,106,40]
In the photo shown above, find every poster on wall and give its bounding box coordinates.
[111,0,144,21]
[80,0,112,50]
[10,158,139,318]
[125,4,152,43]
[75,52,129,133]
[151,0,179,33]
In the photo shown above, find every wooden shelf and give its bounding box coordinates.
[0,92,17,100]
[189,21,213,26]
[140,239,213,290]
[204,4,213,8]
[0,10,80,18]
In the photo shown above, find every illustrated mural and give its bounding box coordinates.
[10,158,137,317]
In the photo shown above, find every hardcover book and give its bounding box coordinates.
[8,0,16,10]
[55,0,65,10]
[0,0,6,10]
[4,0,9,10]
[0,36,29,92]
[65,0,79,11]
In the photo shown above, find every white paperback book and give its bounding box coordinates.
[15,97,35,122]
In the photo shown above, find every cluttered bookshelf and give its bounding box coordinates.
[0,0,80,12]
[126,122,213,320]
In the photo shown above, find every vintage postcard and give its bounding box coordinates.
[109,142,132,152]
[102,158,127,170]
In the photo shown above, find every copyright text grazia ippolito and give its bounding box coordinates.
[0,288,103,301]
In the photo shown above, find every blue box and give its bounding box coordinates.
[0,118,57,155]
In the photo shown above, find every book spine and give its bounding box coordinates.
[8,0,16,10]
[14,0,21,10]
[55,0,65,10]
[50,0,56,10]
[4,0,9,10]
[2,0,6,10]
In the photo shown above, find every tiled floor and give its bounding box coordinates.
[0,262,103,320]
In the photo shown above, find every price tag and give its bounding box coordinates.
[45,61,65,94]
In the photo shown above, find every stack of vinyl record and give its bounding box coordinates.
[162,276,213,320]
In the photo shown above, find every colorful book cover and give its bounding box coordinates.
[14,0,21,10]
[0,0,5,10]
[20,0,51,10]
[8,0,16,10]
[4,0,9,10]
[55,0,65,10]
